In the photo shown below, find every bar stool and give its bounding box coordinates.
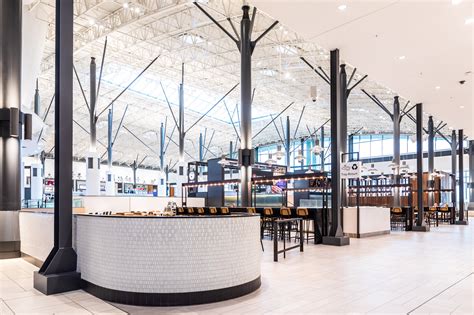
[427,206,437,226]
[439,204,450,223]
[209,207,218,215]
[197,207,205,215]
[262,207,274,238]
[177,207,185,215]
[390,207,404,230]
[294,208,314,244]
[220,207,230,215]
[247,207,256,214]
[187,207,195,215]
[279,207,294,241]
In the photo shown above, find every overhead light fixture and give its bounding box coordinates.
[296,149,305,163]
[460,105,465,109]
[338,4,347,11]
[402,173,411,178]
[368,163,378,174]
[312,136,322,155]
[305,167,314,174]
[398,55,406,60]
[452,0,463,4]
[435,86,441,90]
[123,2,129,9]
[88,18,95,26]
[265,153,277,165]
[388,159,398,170]
[378,173,388,180]
[275,145,285,160]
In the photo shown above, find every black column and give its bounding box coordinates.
[0,0,22,258]
[451,130,457,222]
[239,6,253,207]
[427,116,434,206]
[34,0,81,294]
[468,140,474,210]
[285,116,290,169]
[320,126,325,171]
[413,103,429,231]
[340,64,348,208]
[107,109,113,168]
[456,129,467,224]
[323,49,349,246]
[393,97,401,207]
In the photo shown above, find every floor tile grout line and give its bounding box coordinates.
[63,294,95,315]
[406,272,473,315]
[0,298,15,314]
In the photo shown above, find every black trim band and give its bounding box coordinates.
[81,276,261,306]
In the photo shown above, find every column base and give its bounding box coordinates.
[412,225,430,232]
[33,271,81,295]
[455,220,468,225]
[322,236,350,246]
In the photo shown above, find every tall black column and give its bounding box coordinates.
[0,0,22,257]
[427,116,434,206]
[34,0,81,294]
[320,126,325,171]
[285,116,290,169]
[451,130,457,221]
[107,109,113,168]
[393,97,401,207]
[239,6,253,207]
[160,123,165,170]
[340,64,348,208]
[456,129,467,224]
[34,79,40,115]
[468,140,474,210]
[413,103,429,231]
[90,57,97,149]
[323,49,349,246]
[178,64,185,162]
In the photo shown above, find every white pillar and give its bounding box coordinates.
[157,171,167,196]
[86,151,101,195]
[30,163,44,201]
[105,169,115,196]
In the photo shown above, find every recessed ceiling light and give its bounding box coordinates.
[452,0,462,4]
[134,7,140,13]
[460,105,465,109]
[435,86,441,90]
[465,17,474,25]
[338,4,347,11]
[123,2,129,9]
[398,55,406,60]
[88,19,95,26]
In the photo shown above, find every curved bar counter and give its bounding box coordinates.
[75,214,261,306]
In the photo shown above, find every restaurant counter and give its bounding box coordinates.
[75,213,261,306]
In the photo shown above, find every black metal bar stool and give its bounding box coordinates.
[294,208,314,244]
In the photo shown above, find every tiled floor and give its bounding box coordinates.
[0,223,472,314]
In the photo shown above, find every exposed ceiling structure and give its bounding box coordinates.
[253,0,473,136]
[27,0,442,169]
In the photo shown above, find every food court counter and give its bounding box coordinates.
[75,213,261,306]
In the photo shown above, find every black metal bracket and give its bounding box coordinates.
[238,148,254,167]
[0,108,32,139]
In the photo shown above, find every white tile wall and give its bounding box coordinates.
[76,215,261,293]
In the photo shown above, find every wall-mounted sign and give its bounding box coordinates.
[341,161,362,179]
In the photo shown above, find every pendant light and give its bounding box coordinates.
[265,153,277,165]
[295,149,305,163]
[275,145,285,160]
[312,136,322,155]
